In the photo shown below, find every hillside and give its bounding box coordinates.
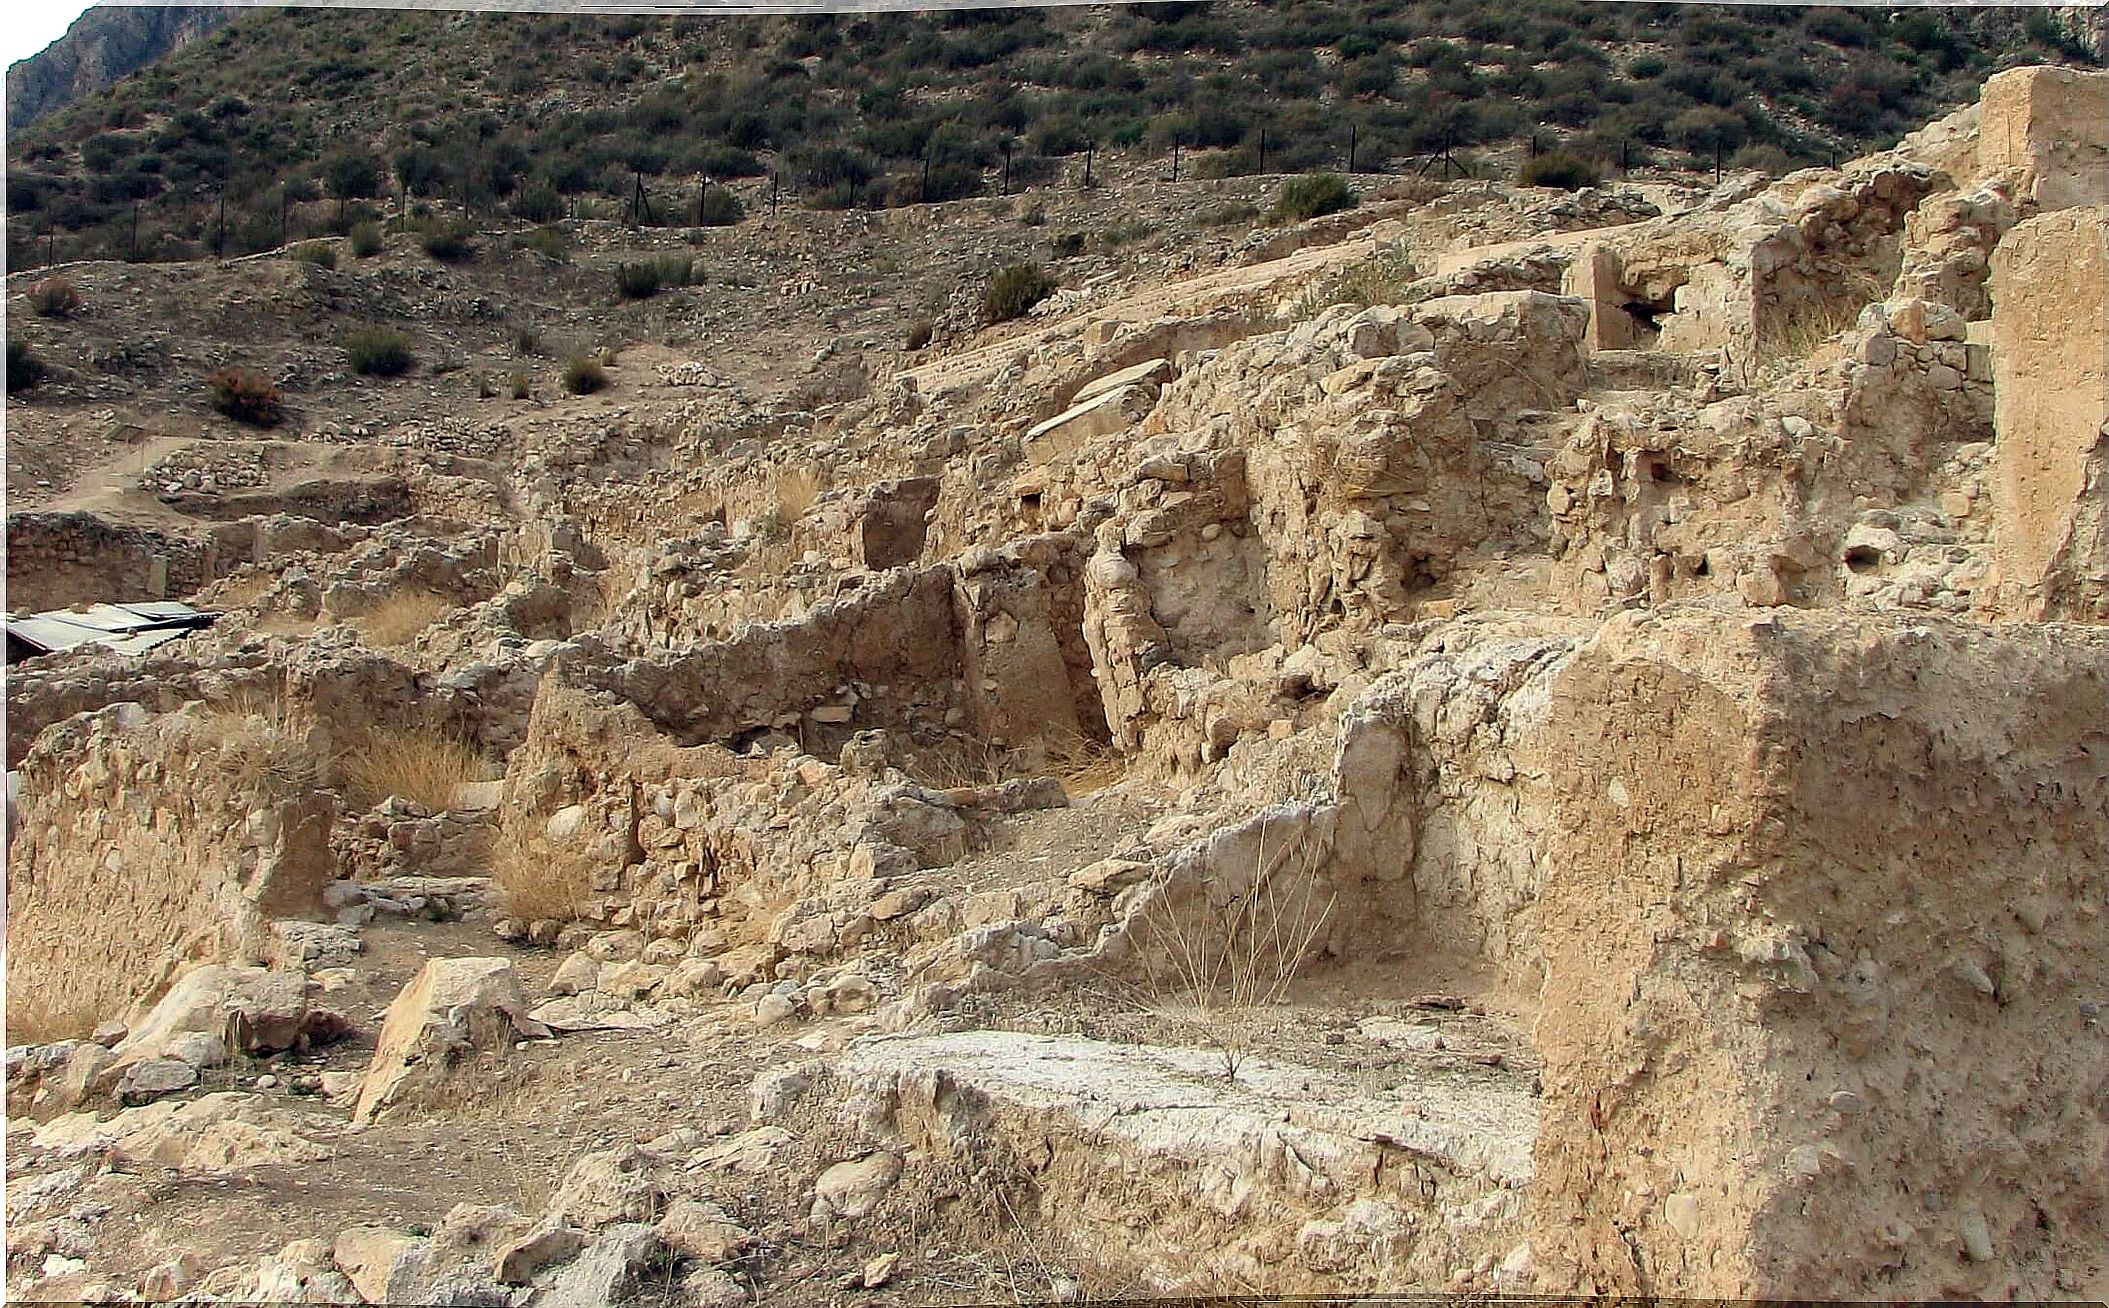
[7,0,2102,267]
[5,5,232,130]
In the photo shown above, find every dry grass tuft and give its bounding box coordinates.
[356,589,452,647]
[488,823,593,924]
[203,693,323,794]
[774,463,824,522]
[335,724,493,812]
[1041,727,1127,797]
[904,736,1009,790]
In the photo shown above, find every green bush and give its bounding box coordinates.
[509,369,531,400]
[510,184,563,223]
[905,319,935,350]
[29,277,81,318]
[980,262,1057,325]
[348,222,383,258]
[1048,231,1087,258]
[561,354,607,395]
[291,239,338,269]
[614,256,697,300]
[516,225,569,262]
[8,339,48,394]
[1267,172,1357,223]
[1517,150,1602,191]
[207,365,282,427]
[696,185,744,226]
[418,221,474,262]
[344,326,414,377]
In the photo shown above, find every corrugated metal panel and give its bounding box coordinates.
[5,601,213,657]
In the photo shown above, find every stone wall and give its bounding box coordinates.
[5,702,337,1038]
[1987,206,2109,620]
[1522,609,2109,1298]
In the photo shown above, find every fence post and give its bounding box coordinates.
[216,185,226,259]
[771,170,779,213]
[131,201,141,261]
[1001,139,1012,197]
[1083,144,1094,189]
[1348,125,1358,173]
[1170,137,1180,183]
[1257,128,1266,173]
[922,154,931,204]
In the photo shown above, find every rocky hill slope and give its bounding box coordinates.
[5,5,230,129]
[5,61,2108,1306]
[8,1,2102,269]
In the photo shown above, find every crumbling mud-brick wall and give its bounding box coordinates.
[5,702,336,1039]
[1976,65,2109,211]
[1987,206,2109,620]
[1522,609,2109,1299]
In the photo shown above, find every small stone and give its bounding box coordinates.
[753,994,796,1027]
[861,1251,901,1289]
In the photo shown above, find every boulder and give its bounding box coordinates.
[352,957,549,1123]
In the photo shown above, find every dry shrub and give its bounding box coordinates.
[1042,727,1127,797]
[905,736,1009,790]
[204,694,322,794]
[207,365,283,427]
[774,464,824,521]
[1136,819,1335,1080]
[335,724,491,811]
[488,823,592,924]
[356,589,451,647]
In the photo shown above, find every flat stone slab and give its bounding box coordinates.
[838,1029,1534,1187]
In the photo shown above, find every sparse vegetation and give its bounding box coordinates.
[1267,172,1357,224]
[356,589,451,646]
[509,369,531,400]
[561,354,607,395]
[334,723,492,811]
[981,262,1057,325]
[1199,200,1263,228]
[1518,149,1602,191]
[8,4,2094,264]
[613,256,697,300]
[7,339,49,394]
[1135,818,1336,1081]
[488,823,591,924]
[207,365,282,426]
[348,221,383,257]
[904,318,935,351]
[343,326,414,377]
[290,239,338,268]
[29,276,81,318]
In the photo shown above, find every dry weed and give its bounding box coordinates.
[487,822,592,923]
[356,589,452,647]
[334,723,492,811]
[201,693,322,794]
[774,464,824,522]
[1135,819,1335,1080]
[905,735,1009,789]
[1041,727,1127,797]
